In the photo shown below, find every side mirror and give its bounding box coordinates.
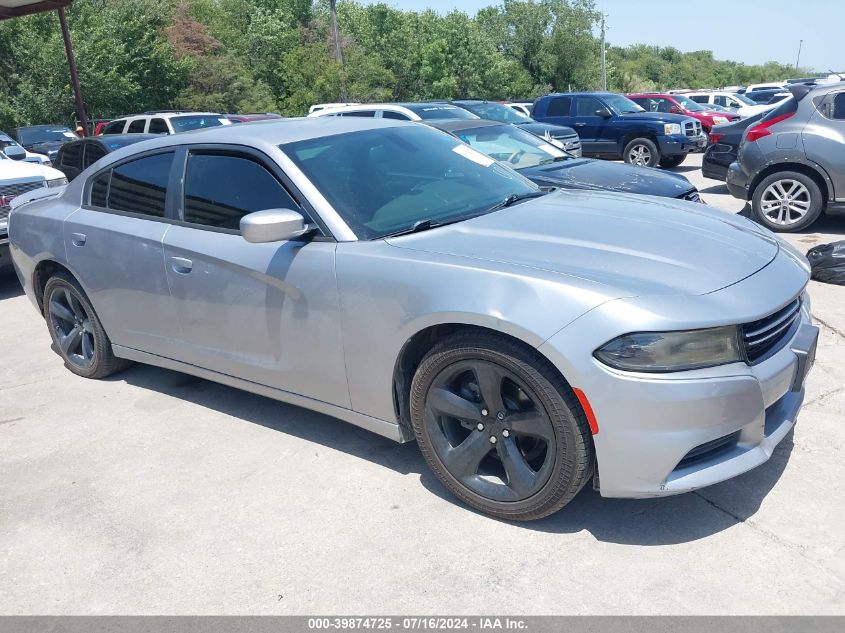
[240,208,310,243]
[595,107,612,118]
[3,145,26,161]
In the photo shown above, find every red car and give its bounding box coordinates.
[627,93,740,132]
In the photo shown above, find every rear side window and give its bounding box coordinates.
[689,95,708,104]
[107,152,174,217]
[83,143,107,168]
[831,93,845,120]
[183,154,299,230]
[148,118,169,134]
[59,143,82,168]
[127,119,147,133]
[381,111,410,120]
[101,120,125,135]
[546,97,571,116]
[341,111,376,118]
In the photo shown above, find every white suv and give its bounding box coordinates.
[686,92,774,118]
[99,111,231,135]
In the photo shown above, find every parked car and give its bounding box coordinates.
[686,91,772,118]
[54,134,158,181]
[447,100,582,156]
[308,103,360,114]
[0,147,66,271]
[224,113,284,123]
[425,118,701,201]
[10,125,79,163]
[627,93,740,132]
[744,82,786,93]
[532,92,706,167]
[98,111,232,135]
[505,102,534,117]
[727,82,845,231]
[744,89,790,105]
[0,132,51,165]
[308,102,480,122]
[8,117,816,520]
[702,113,764,181]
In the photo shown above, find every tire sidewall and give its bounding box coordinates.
[752,171,823,232]
[623,137,660,167]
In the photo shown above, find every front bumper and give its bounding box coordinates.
[538,249,815,498]
[726,161,750,199]
[659,132,708,156]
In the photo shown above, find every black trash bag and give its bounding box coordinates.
[806,241,845,285]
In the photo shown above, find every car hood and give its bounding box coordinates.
[386,190,779,297]
[515,121,578,138]
[520,158,694,198]
[617,111,692,125]
[0,159,60,184]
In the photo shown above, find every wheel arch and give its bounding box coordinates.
[748,161,832,204]
[619,130,659,155]
[32,258,82,314]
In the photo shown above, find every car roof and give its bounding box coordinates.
[423,119,503,133]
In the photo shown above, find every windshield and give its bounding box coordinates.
[404,104,479,120]
[453,124,569,170]
[283,126,539,240]
[457,102,532,124]
[733,93,756,106]
[604,94,644,114]
[675,95,705,111]
[170,115,227,132]
[17,127,77,145]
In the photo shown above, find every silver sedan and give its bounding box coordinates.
[8,118,818,520]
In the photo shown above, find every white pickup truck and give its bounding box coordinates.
[0,146,66,272]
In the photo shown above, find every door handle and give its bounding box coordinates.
[573,122,587,127]
[170,256,193,274]
[70,232,86,247]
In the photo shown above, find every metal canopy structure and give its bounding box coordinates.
[0,0,89,134]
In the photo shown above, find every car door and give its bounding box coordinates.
[805,90,845,200]
[572,95,611,154]
[63,150,181,357]
[161,147,350,407]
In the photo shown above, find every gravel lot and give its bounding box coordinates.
[1,153,843,615]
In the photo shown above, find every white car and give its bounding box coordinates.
[686,91,775,119]
[307,102,480,122]
[308,102,360,114]
[505,102,534,117]
[745,82,786,93]
[0,133,51,165]
[98,111,231,135]
[0,149,66,270]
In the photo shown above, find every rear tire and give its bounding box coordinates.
[751,170,823,232]
[623,137,659,167]
[410,331,594,521]
[42,272,131,379]
[658,154,686,169]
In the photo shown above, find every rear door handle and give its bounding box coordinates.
[70,232,86,247]
[170,256,193,274]
[573,122,587,127]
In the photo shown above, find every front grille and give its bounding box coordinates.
[677,431,741,469]
[0,181,44,214]
[684,120,702,137]
[555,134,582,155]
[742,298,802,363]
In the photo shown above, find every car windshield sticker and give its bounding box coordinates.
[452,144,495,167]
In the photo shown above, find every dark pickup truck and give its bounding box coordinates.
[532,92,707,168]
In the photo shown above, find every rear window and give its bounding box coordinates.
[169,115,226,133]
[101,120,126,135]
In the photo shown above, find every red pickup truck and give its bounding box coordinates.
[627,93,740,132]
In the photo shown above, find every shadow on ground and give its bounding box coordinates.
[118,362,794,547]
[0,271,23,300]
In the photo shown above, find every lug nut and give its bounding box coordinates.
[497,411,505,420]
[481,409,488,416]
[502,429,510,438]
[489,436,497,444]
[476,423,484,431]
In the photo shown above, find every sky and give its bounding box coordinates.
[357,0,840,73]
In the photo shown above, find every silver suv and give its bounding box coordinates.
[727,82,845,231]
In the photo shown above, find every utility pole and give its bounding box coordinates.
[600,13,607,91]
[329,0,348,102]
[795,39,803,72]
[57,6,89,136]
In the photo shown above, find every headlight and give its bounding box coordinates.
[594,326,742,372]
[46,177,68,188]
[712,116,728,125]
[664,123,682,135]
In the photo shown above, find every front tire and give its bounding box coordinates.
[658,154,686,169]
[623,137,659,167]
[410,331,594,521]
[42,272,131,379]
[751,171,823,232]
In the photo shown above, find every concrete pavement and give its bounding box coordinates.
[1,153,843,614]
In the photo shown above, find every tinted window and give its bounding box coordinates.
[404,104,478,120]
[83,143,107,168]
[101,120,126,135]
[546,97,571,116]
[108,152,174,217]
[59,142,82,168]
[341,111,376,117]
[183,154,299,230]
[689,95,708,104]
[456,102,530,124]
[382,111,410,120]
[170,115,225,133]
[576,96,604,116]
[90,170,110,207]
[833,93,845,120]
[284,126,538,240]
[149,118,169,134]
[16,127,77,145]
[127,119,147,133]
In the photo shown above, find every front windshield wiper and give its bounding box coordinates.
[539,155,571,165]
[381,217,466,239]
[484,190,547,213]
